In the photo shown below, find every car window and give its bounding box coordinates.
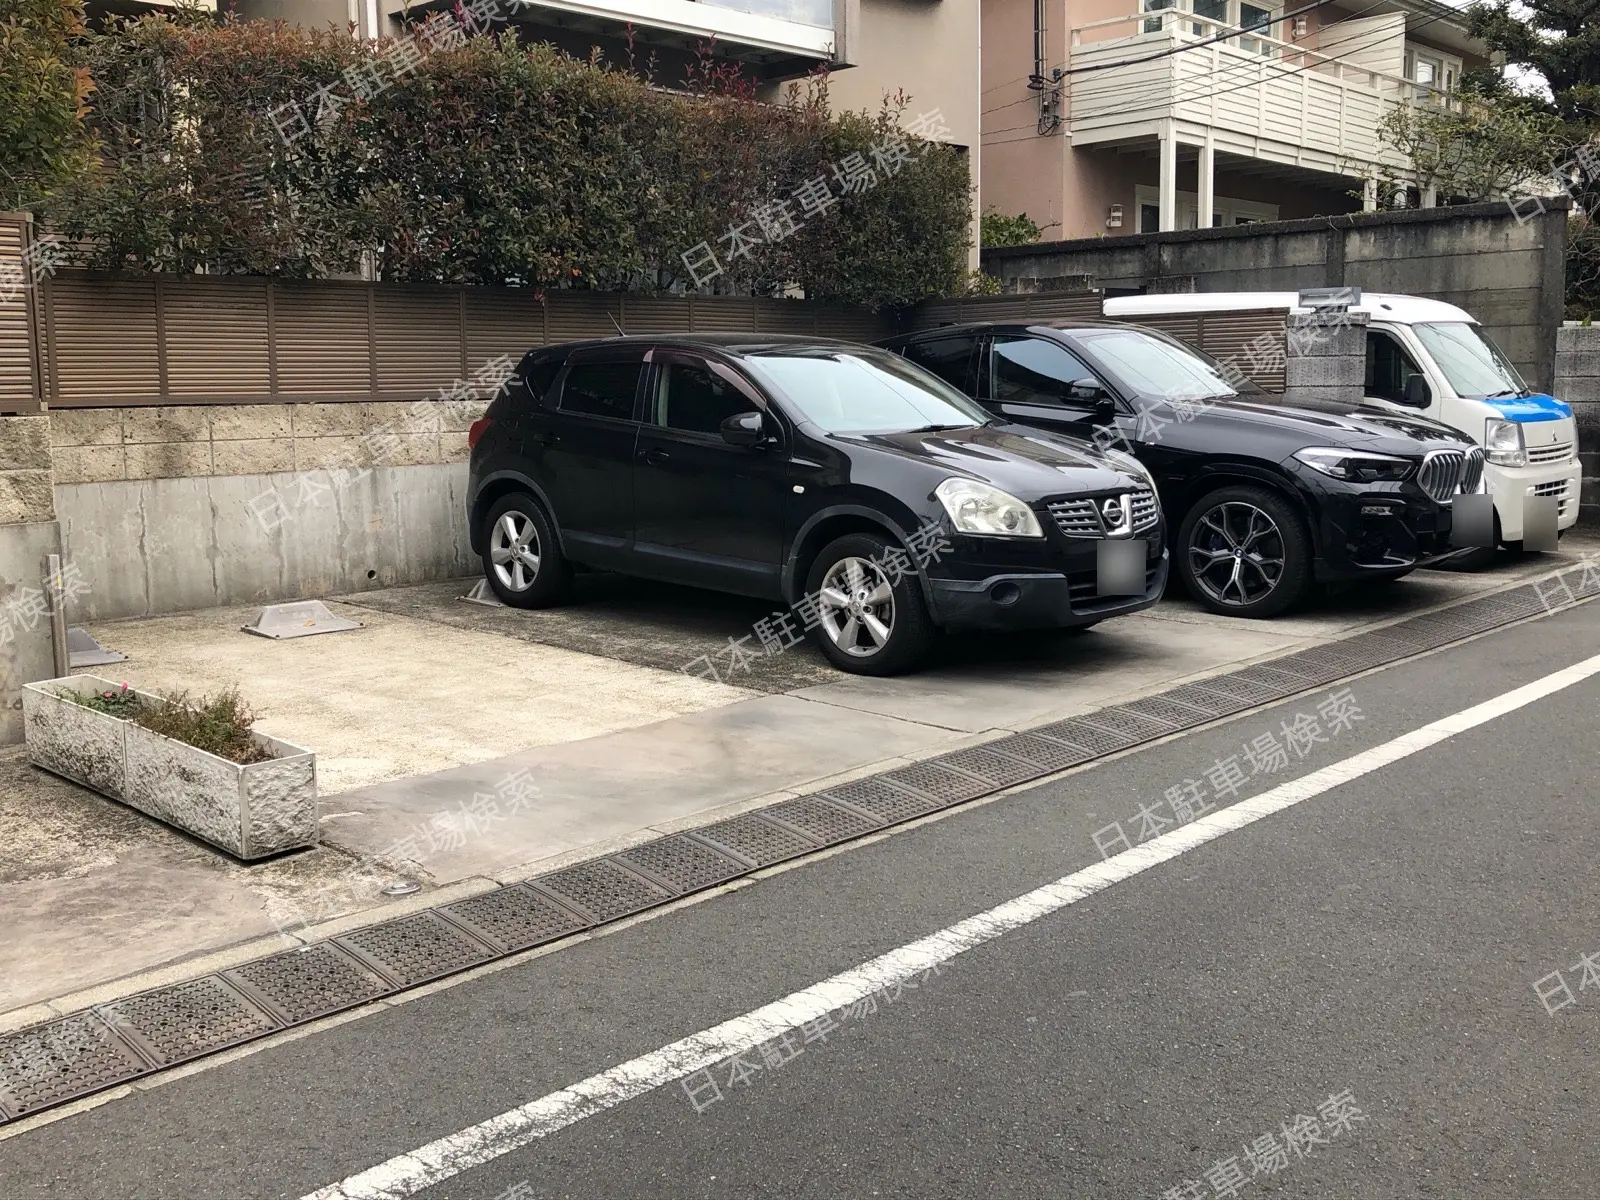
[991,337,1100,406]
[899,336,976,393]
[650,360,752,436]
[1071,327,1243,403]
[1366,331,1425,405]
[742,347,990,435]
[521,353,565,404]
[558,361,642,421]
[1410,321,1526,399]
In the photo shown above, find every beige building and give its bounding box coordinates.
[982,0,1490,240]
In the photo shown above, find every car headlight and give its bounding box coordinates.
[1292,447,1414,482]
[1484,418,1526,467]
[935,478,1044,538]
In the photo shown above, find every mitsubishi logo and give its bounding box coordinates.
[1100,494,1134,538]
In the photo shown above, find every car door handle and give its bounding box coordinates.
[641,448,670,465]
[528,431,560,446]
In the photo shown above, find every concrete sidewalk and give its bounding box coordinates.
[2,541,1589,1026]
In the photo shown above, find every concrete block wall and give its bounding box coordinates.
[0,415,64,745]
[50,400,487,622]
[1554,326,1600,526]
[1283,311,1368,405]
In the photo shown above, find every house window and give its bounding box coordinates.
[1143,0,1177,34]
[1135,186,1278,230]
[1404,46,1461,102]
[1140,204,1161,233]
[1141,0,1277,51]
[1238,2,1273,54]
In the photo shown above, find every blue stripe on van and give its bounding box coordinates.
[1482,393,1572,422]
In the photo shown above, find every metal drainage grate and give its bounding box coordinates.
[935,744,1049,789]
[765,796,885,845]
[529,859,671,924]
[1075,706,1180,742]
[1031,717,1137,756]
[442,885,588,955]
[224,943,391,1026]
[618,836,748,895]
[99,976,279,1068]
[881,759,994,804]
[818,775,948,824]
[0,1013,150,1120]
[693,814,820,867]
[336,912,496,988]
[4,565,1593,1129]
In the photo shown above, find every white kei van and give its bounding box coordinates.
[1103,291,1580,547]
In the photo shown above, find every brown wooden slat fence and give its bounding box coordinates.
[34,274,902,409]
[0,213,45,415]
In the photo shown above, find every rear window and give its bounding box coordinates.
[558,361,642,421]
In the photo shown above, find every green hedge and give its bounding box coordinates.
[38,13,971,308]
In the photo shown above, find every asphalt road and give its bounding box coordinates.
[3,598,1599,1200]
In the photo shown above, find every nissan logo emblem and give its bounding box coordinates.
[1101,497,1123,525]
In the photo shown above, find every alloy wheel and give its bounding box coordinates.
[1187,501,1286,608]
[489,510,541,593]
[818,556,896,657]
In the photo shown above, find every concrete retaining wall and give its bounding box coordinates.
[981,200,1571,393]
[1555,326,1600,526]
[51,401,483,623]
[0,415,63,745]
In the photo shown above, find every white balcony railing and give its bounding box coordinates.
[1068,11,1452,174]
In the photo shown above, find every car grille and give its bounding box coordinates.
[1417,448,1483,502]
[1066,562,1162,610]
[1527,441,1573,465]
[1048,487,1161,539]
[1532,478,1573,518]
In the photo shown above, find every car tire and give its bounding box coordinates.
[481,492,572,609]
[1177,485,1311,619]
[804,533,937,675]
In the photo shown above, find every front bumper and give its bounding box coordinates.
[1486,458,1583,540]
[928,548,1170,632]
[1295,476,1455,582]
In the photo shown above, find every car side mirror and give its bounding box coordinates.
[1067,377,1105,402]
[720,410,767,448]
[1403,374,1432,408]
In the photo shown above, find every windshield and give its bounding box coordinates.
[1410,322,1526,399]
[1071,327,1249,403]
[743,347,992,434]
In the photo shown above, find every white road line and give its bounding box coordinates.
[303,652,1600,1200]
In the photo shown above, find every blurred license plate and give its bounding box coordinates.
[1097,540,1147,596]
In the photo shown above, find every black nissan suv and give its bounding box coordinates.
[466,335,1168,674]
[879,320,1484,618]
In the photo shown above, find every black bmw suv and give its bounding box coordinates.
[879,320,1484,618]
[466,335,1168,674]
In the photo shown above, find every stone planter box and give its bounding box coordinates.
[22,674,317,860]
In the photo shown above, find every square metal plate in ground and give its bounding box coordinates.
[934,744,1048,790]
[1116,694,1216,730]
[816,775,949,825]
[442,885,590,954]
[66,626,126,668]
[880,759,994,805]
[618,835,749,895]
[1074,706,1177,742]
[335,911,497,989]
[1031,717,1139,757]
[242,600,362,640]
[528,858,672,924]
[1157,683,1257,718]
[692,814,820,868]
[765,796,885,846]
[223,943,393,1026]
[0,1012,151,1121]
[97,975,280,1069]
[988,733,1099,772]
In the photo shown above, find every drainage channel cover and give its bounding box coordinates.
[442,885,590,954]
[528,858,672,924]
[1113,694,1215,729]
[98,975,280,1069]
[692,814,820,868]
[618,835,749,895]
[335,911,497,989]
[765,796,885,846]
[0,1012,150,1121]
[223,943,393,1026]
[880,759,994,805]
[817,775,950,824]
[1031,717,1138,756]
[934,744,1050,790]
[988,732,1102,772]
[1074,706,1180,742]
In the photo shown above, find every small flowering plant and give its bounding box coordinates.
[71,682,141,719]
